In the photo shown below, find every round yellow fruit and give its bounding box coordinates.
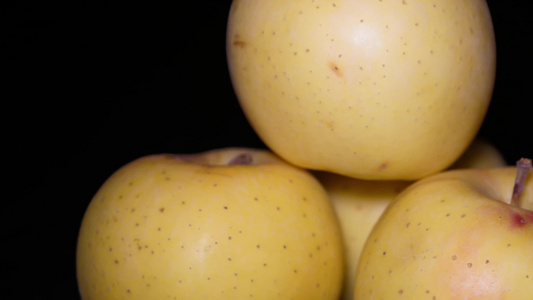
[227,0,496,180]
[76,148,344,300]
[314,172,410,300]
[355,166,533,299]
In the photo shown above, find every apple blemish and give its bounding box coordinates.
[511,212,527,227]
[510,210,533,228]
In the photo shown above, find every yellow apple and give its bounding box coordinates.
[313,171,410,300]
[227,0,496,180]
[451,138,507,169]
[76,148,344,300]
[354,160,533,299]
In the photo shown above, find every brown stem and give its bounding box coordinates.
[511,158,532,207]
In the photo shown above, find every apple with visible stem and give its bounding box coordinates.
[76,148,344,300]
[227,0,496,180]
[354,158,533,299]
[313,138,505,300]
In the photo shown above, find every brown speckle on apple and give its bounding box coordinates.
[328,61,343,78]
[232,34,247,49]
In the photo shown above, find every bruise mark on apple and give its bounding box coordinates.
[232,34,247,49]
[511,213,526,227]
[378,162,388,171]
[510,210,533,228]
[328,61,343,78]
[321,119,335,131]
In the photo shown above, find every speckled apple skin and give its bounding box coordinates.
[227,0,496,180]
[314,171,411,300]
[76,148,344,300]
[355,167,533,299]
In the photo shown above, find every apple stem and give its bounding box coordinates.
[511,158,532,207]
[228,153,254,165]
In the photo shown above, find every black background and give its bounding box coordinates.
[3,1,531,299]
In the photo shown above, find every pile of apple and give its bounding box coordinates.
[76,1,532,299]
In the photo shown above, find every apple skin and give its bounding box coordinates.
[76,148,344,300]
[227,0,496,180]
[313,172,410,300]
[354,166,533,299]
